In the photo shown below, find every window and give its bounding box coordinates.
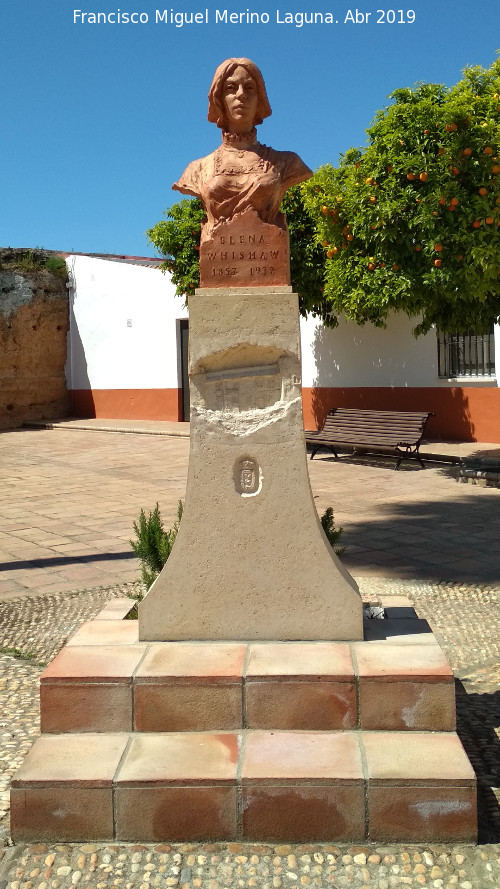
[437,326,496,378]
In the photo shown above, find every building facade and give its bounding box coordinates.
[65,254,500,441]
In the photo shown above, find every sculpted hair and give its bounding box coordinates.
[207,58,272,129]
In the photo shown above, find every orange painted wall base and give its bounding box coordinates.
[70,389,183,422]
[70,385,500,442]
[302,386,500,443]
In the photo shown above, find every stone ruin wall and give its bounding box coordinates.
[0,248,70,429]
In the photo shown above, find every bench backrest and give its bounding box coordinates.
[323,408,432,444]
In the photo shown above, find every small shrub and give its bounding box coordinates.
[44,256,67,276]
[130,500,183,597]
[320,506,346,558]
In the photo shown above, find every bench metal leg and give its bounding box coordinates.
[395,446,426,470]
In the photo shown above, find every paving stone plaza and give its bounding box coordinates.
[0,423,499,886]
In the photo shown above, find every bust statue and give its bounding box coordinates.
[173,58,312,233]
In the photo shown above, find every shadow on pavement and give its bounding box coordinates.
[341,492,500,584]
[455,681,500,843]
[0,551,136,571]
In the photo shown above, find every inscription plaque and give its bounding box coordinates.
[200,209,289,288]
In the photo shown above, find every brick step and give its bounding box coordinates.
[40,625,456,734]
[11,729,476,844]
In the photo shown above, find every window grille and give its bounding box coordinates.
[437,327,496,378]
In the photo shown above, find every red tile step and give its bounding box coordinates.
[11,730,477,843]
[39,637,455,734]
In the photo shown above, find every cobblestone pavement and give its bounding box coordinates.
[0,578,499,888]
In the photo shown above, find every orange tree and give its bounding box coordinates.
[302,57,500,334]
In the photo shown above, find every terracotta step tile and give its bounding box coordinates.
[240,731,365,841]
[354,640,453,680]
[363,732,477,840]
[135,641,247,681]
[133,644,246,731]
[115,785,237,842]
[245,681,356,730]
[40,644,147,682]
[66,619,139,645]
[10,734,127,842]
[355,638,455,730]
[241,730,364,783]
[41,683,134,733]
[368,784,477,842]
[40,645,147,732]
[116,732,240,784]
[245,642,354,678]
[245,643,356,731]
[241,783,366,842]
[358,680,455,731]
[362,731,476,784]
[114,733,239,841]
[134,683,243,731]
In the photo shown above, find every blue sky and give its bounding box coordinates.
[1,1,498,256]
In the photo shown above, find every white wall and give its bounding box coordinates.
[300,312,439,388]
[65,255,188,391]
[300,312,499,388]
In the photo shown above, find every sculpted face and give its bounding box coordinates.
[222,66,259,133]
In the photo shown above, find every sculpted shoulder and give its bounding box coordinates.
[261,146,312,187]
[172,154,216,199]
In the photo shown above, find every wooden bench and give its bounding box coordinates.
[305,408,434,470]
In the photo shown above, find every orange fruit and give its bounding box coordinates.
[387,165,393,173]
[485,217,494,224]
[368,263,376,271]
[479,187,488,196]
[406,172,415,181]
[473,220,481,228]
[434,259,442,267]
[419,172,428,182]
[457,255,463,261]
[462,148,472,157]
[484,147,493,155]
[393,264,399,270]
[492,165,500,174]
[321,206,329,215]
[434,244,443,252]
[365,177,374,184]
[451,167,460,176]
[346,233,354,241]
[369,195,376,203]
[450,197,459,206]
[415,245,421,252]
[439,197,447,205]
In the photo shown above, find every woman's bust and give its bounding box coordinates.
[173,58,312,234]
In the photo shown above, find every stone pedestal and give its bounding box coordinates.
[139,286,362,641]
